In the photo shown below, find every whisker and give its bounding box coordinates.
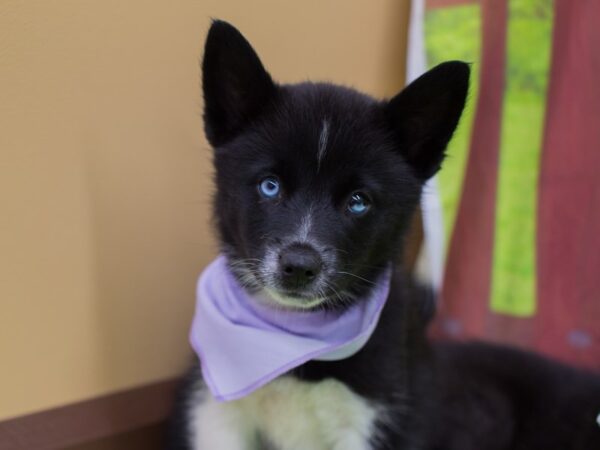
[324,246,349,255]
[336,271,376,286]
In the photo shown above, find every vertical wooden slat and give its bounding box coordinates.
[438,0,508,337]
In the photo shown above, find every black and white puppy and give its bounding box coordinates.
[166,20,600,450]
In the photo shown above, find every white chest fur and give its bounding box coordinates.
[189,376,383,450]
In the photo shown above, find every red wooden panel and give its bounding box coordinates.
[535,0,600,369]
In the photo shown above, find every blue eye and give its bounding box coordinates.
[258,176,281,199]
[347,192,370,215]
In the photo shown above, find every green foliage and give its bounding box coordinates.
[506,0,554,95]
[490,0,554,316]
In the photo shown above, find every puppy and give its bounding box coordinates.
[166,20,600,450]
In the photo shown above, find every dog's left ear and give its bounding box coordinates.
[385,61,470,180]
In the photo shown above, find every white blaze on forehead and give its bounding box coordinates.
[296,208,313,242]
[317,119,330,171]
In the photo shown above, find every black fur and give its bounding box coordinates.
[166,20,600,449]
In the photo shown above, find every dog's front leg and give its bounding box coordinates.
[188,393,254,450]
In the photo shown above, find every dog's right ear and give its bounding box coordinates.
[202,20,277,147]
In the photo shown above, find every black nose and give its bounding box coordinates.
[279,245,322,289]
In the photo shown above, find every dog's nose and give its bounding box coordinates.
[279,245,322,288]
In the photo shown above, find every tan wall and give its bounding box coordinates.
[0,0,409,420]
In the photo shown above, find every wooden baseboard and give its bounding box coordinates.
[0,378,180,450]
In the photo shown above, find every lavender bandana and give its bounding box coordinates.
[189,255,392,402]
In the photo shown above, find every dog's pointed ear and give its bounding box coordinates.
[384,61,470,180]
[202,20,277,147]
